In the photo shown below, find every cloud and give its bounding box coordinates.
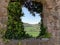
[21,7,41,24]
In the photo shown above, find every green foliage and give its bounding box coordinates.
[11,0,27,5]
[4,1,27,39]
[37,20,51,38]
[0,29,6,38]
[41,33,51,38]
[40,23,47,36]
[3,38,10,44]
[11,0,43,16]
[23,1,43,16]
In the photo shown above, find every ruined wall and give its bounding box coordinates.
[0,0,60,45]
[42,0,60,45]
[34,0,60,45]
[0,0,9,30]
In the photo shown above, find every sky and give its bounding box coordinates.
[21,7,41,24]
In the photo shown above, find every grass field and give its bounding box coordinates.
[24,26,40,37]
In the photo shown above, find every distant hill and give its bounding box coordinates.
[23,23,32,27]
[23,23,40,27]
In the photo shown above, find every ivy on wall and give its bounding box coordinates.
[4,0,32,39]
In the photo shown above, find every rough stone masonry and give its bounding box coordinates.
[0,0,60,45]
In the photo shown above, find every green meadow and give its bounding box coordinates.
[24,23,40,37]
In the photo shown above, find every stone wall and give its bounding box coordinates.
[20,39,52,45]
[0,0,60,45]
[33,0,60,45]
[42,0,60,45]
[0,0,9,30]
[0,39,53,45]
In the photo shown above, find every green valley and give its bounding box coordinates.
[23,23,40,37]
